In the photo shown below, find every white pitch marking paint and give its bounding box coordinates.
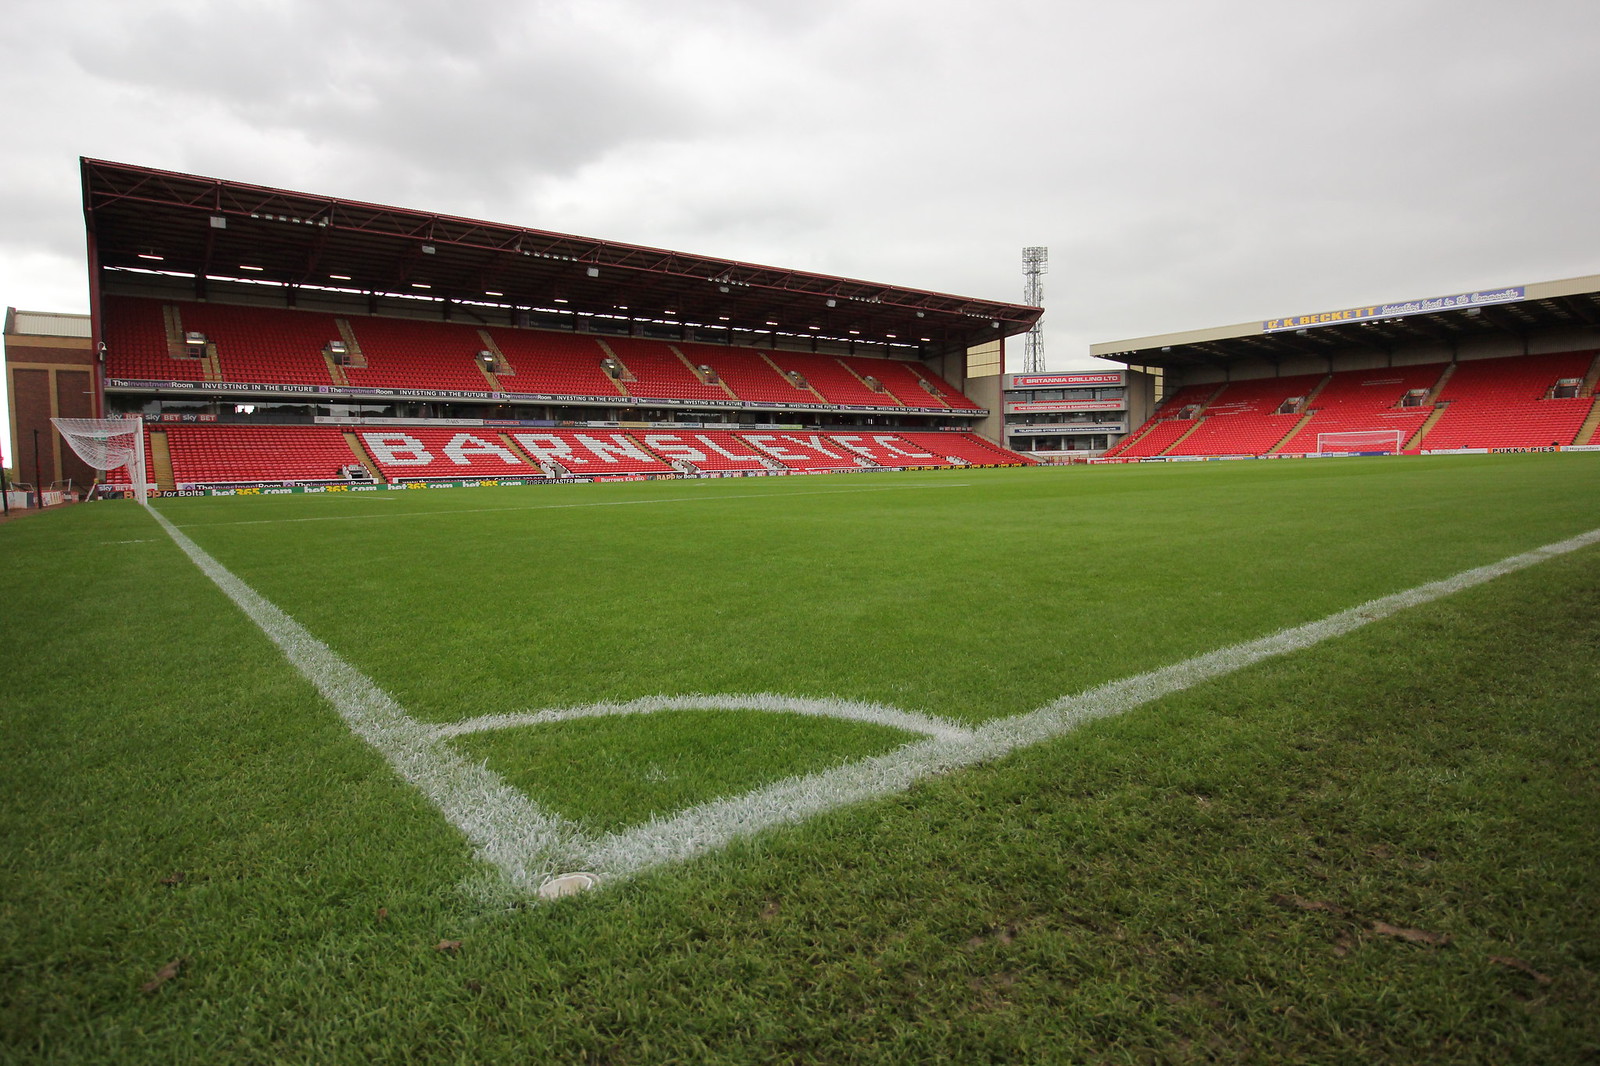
[435,693,973,743]
[183,482,977,527]
[588,524,1600,878]
[143,497,1600,900]
[144,505,594,889]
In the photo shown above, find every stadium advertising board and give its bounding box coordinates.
[1006,372,1124,389]
[106,378,980,416]
[1263,286,1525,333]
[1004,399,1125,413]
[1008,422,1127,436]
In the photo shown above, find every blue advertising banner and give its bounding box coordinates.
[1263,286,1525,333]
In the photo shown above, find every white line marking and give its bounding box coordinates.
[144,505,595,887]
[143,499,1600,900]
[436,693,973,743]
[588,525,1600,878]
[179,482,976,527]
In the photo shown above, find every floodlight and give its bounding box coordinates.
[586,266,601,277]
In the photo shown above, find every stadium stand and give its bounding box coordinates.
[592,337,732,402]
[674,343,818,405]
[175,302,342,386]
[1416,351,1598,450]
[1162,374,1324,457]
[481,329,626,399]
[636,431,776,472]
[358,428,537,481]
[1099,383,1215,459]
[764,352,889,407]
[94,298,1030,486]
[343,318,501,393]
[910,363,983,411]
[100,423,1032,488]
[898,431,1033,466]
[101,296,211,382]
[510,429,676,476]
[740,432,878,471]
[840,357,948,409]
[164,425,356,485]
[824,432,950,467]
[1275,364,1441,453]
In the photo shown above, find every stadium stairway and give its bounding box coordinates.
[150,431,177,491]
[1406,403,1451,449]
[1578,350,1600,394]
[1269,410,1318,454]
[342,433,386,483]
[1272,372,1335,453]
[840,361,903,407]
[477,331,512,379]
[667,345,743,402]
[161,305,222,382]
[323,348,349,386]
[758,352,830,404]
[593,340,638,395]
[1164,418,1206,453]
[1103,420,1154,457]
[1575,400,1600,446]
[1422,363,1456,404]
[334,320,369,367]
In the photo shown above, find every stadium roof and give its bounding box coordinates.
[4,308,91,339]
[82,158,1041,353]
[1090,273,1600,370]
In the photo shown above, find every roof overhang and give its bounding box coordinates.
[82,158,1041,354]
[1090,275,1600,371]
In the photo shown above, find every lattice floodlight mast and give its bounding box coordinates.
[1022,247,1047,373]
[51,416,148,504]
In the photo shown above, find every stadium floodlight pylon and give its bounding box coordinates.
[51,415,148,503]
[1315,429,1405,455]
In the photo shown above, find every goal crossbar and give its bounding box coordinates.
[1315,429,1404,455]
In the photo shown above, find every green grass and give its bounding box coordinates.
[2,455,1597,1063]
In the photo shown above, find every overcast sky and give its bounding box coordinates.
[4,0,1599,459]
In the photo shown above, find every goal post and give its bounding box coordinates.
[1314,429,1404,455]
[50,416,149,504]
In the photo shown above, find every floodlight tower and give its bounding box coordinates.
[1022,246,1047,373]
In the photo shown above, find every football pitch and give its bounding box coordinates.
[4,455,1598,1063]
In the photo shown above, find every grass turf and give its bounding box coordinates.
[1,455,1596,1062]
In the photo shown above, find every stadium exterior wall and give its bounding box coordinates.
[4,309,98,488]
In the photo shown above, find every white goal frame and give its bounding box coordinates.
[1315,429,1404,455]
[50,415,149,504]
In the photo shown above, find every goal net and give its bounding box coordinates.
[51,416,149,504]
[1315,429,1404,455]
